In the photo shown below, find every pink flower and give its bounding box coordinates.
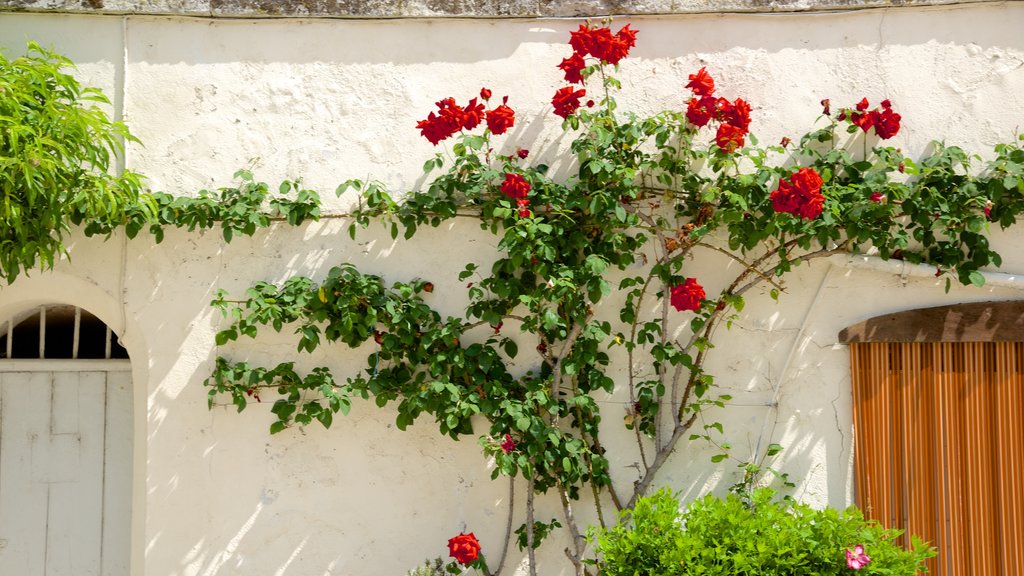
[870,192,884,203]
[500,433,516,454]
[846,545,871,570]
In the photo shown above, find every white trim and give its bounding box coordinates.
[0,359,131,372]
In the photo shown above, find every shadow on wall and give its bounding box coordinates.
[119,5,1024,66]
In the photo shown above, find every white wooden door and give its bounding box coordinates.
[0,364,131,576]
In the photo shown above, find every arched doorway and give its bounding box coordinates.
[0,304,132,575]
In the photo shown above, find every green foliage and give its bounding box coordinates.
[0,43,145,282]
[405,557,447,576]
[591,488,936,576]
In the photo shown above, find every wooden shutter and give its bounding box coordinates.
[843,302,1024,576]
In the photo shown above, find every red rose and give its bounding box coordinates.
[869,107,901,139]
[715,123,745,153]
[724,97,751,131]
[686,67,715,97]
[870,192,884,203]
[569,24,594,55]
[517,148,529,159]
[855,97,870,112]
[552,86,586,119]
[447,532,481,565]
[486,103,515,135]
[686,96,715,127]
[501,433,517,453]
[670,278,705,312]
[820,98,831,116]
[416,97,465,145]
[516,198,531,218]
[568,25,631,64]
[770,167,824,220]
[500,173,530,199]
[558,52,587,84]
[616,24,637,47]
[480,87,492,100]
[461,98,485,130]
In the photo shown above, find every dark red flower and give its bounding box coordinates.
[552,86,586,119]
[670,278,706,312]
[869,106,901,139]
[517,148,529,159]
[686,96,715,127]
[486,103,515,135]
[715,124,745,153]
[500,433,517,454]
[480,87,492,100]
[558,52,587,84]
[568,25,633,65]
[516,198,531,218]
[500,173,531,199]
[461,98,485,130]
[820,98,831,116]
[616,24,638,48]
[723,97,751,131]
[416,97,465,145]
[686,67,715,97]
[447,533,481,565]
[855,97,870,112]
[870,192,884,203]
[780,136,792,147]
[770,167,824,220]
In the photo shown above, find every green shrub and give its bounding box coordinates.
[0,43,146,282]
[591,488,935,576]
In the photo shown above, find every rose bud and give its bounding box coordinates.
[780,136,791,148]
[422,281,434,293]
[517,148,529,159]
[820,98,831,116]
[480,87,492,99]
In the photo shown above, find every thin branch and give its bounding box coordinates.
[491,475,516,576]
[551,316,589,424]
[526,476,537,576]
[558,484,587,576]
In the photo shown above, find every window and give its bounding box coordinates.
[841,302,1024,575]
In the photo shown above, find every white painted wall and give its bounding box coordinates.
[1,5,1023,575]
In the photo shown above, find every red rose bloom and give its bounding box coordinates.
[480,87,492,100]
[501,173,531,199]
[686,67,715,97]
[486,103,515,135]
[461,98,485,130]
[499,434,516,453]
[416,97,465,145]
[568,25,632,64]
[670,278,706,312]
[686,96,715,127]
[617,24,638,48]
[447,532,481,565]
[855,97,870,112]
[770,167,825,220]
[715,124,745,153]
[516,198,531,218]
[558,52,587,84]
[552,86,586,119]
[724,97,751,131]
[869,106,901,139]
[516,148,529,159]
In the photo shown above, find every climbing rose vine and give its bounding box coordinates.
[205,19,1022,576]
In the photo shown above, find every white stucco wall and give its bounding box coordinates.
[1,4,1024,575]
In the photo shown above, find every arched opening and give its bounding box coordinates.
[0,303,132,576]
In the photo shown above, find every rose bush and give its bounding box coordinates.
[205,19,1024,576]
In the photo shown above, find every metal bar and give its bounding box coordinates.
[5,318,11,358]
[104,325,112,360]
[72,307,81,360]
[38,305,46,359]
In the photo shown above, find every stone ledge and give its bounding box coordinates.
[0,0,998,18]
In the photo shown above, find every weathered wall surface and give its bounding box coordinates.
[1,4,1023,575]
[0,0,1000,17]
